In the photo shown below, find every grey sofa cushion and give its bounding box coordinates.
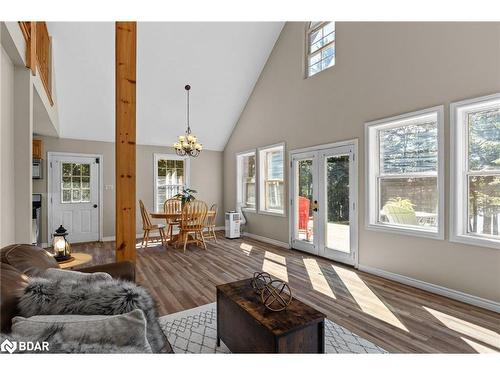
[19,277,168,353]
[42,268,112,282]
[11,309,152,353]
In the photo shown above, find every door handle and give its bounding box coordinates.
[93,204,98,208]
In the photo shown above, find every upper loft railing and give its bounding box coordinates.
[19,21,53,106]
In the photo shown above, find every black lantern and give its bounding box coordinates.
[52,225,72,262]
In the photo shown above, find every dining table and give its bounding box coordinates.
[150,210,216,247]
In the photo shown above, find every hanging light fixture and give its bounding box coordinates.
[174,84,203,157]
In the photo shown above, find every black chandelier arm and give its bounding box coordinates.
[185,84,191,134]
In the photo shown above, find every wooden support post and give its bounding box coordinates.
[115,22,137,262]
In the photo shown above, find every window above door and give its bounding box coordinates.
[306,22,335,78]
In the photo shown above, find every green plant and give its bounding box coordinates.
[174,188,197,206]
[385,197,415,211]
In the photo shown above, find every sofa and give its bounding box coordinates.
[0,244,173,353]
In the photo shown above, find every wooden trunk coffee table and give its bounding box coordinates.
[216,278,326,353]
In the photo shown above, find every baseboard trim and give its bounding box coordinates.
[358,264,500,313]
[242,232,291,249]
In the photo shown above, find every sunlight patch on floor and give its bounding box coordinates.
[423,306,500,350]
[262,251,288,282]
[240,243,253,256]
[332,265,408,332]
[303,258,336,299]
[460,337,497,353]
[135,240,163,249]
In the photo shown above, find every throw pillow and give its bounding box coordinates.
[19,278,167,353]
[42,268,112,282]
[11,309,152,353]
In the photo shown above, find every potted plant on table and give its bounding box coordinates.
[174,188,197,207]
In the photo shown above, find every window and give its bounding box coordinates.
[259,144,285,215]
[451,94,500,249]
[365,106,444,239]
[236,151,257,211]
[61,162,91,203]
[306,22,335,77]
[153,154,189,212]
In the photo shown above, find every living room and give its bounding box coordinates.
[1,0,499,373]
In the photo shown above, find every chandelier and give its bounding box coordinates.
[174,84,203,157]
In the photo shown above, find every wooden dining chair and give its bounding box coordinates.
[139,200,167,248]
[204,203,218,243]
[163,198,182,240]
[178,200,208,252]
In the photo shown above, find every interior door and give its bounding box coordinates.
[50,155,100,243]
[290,142,357,265]
[290,151,319,254]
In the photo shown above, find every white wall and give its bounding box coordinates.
[224,22,500,303]
[0,46,16,247]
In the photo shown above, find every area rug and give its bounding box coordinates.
[158,303,387,354]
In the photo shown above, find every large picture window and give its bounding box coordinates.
[236,151,256,211]
[365,106,444,239]
[451,94,500,249]
[259,144,285,215]
[153,154,189,212]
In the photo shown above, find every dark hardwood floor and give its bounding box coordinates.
[71,232,500,354]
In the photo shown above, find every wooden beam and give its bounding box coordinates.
[115,22,137,262]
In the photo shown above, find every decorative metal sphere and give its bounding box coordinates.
[260,279,293,312]
[250,272,272,294]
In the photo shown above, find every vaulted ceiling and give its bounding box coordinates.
[48,22,283,151]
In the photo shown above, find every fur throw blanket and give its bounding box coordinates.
[17,278,168,353]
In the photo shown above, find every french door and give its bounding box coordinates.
[290,142,358,265]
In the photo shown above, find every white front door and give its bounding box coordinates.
[290,142,358,265]
[49,154,100,244]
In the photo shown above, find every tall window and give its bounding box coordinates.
[236,151,256,211]
[154,154,189,212]
[259,144,285,215]
[365,106,444,239]
[306,22,335,77]
[451,94,500,249]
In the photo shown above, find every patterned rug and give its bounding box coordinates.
[158,303,387,354]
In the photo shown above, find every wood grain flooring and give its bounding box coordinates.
[71,232,500,354]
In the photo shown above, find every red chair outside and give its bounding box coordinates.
[298,196,312,241]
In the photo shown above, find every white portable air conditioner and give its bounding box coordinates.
[225,211,241,239]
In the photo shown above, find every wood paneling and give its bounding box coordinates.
[71,235,500,353]
[115,22,137,263]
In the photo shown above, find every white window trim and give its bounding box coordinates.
[236,149,257,213]
[364,105,445,240]
[450,93,500,249]
[257,142,286,217]
[305,21,335,79]
[153,153,190,212]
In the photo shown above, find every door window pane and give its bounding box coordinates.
[296,159,313,243]
[468,108,500,171]
[61,162,91,203]
[468,175,500,236]
[326,155,350,252]
[379,177,438,228]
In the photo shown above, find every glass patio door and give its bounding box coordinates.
[291,151,319,254]
[318,145,357,265]
[290,142,357,265]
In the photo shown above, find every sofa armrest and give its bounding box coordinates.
[79,261,135,282]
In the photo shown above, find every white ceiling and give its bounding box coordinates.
[48,22,283,151]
